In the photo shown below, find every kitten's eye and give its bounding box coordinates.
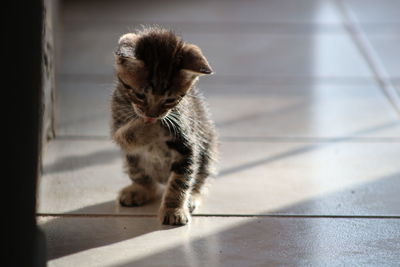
[164,98,177,104]
[135,93,146,100]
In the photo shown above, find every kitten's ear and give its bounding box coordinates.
[181,44,213,77]
[115,33,144,71]
[116,33,138,58]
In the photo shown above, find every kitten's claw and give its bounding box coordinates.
[159,207,190,225]
[188,202,196,214]
[188,194,202,214]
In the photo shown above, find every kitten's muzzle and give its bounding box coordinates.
[143,116,157,123]
[144,117,157,123]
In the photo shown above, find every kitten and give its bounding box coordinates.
[111,27,217,225]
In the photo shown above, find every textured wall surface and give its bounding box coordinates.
[42,0,58,143]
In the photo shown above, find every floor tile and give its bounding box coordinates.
[190,33,372,79]
[344,1,400,35]
[63,0,343,25]
[203,141,400,216]
[38,216,400,267]
[57,81,400,138]
[207,83,400,138]
[38,139,134,214]
[346,0,400,24]
[56,80,114,136]
[38,139,400,216]
[366,35,400,79]
[65,21,345,36]
[60,29,373,80]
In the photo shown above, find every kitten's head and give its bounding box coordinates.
[115,28,213,122]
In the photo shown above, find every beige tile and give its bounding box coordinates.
[63,0,343,24]
[56,80,114,136]
[58,81,400,138]
[194,33,373,79]
[358,24,400,36]
[38,139,157,215]
[345,1,400,35]
[207,83,400,138]
[202,141,400,215]
[346,0,400,24]
[38,216,400,266]
[59,0,347,78]
[366,35,400,78]
[38,140,400,216]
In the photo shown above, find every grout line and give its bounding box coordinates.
[53,135,400,143]
[335,0,400,114]
[36,213,400,219]
[195,214,400,219]
[220,136,400,143]
[37,213,156,218]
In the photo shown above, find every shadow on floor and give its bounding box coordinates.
[44,147,120,174]
[40,172,400,263]
[111,172,400,266]
[40,198,162,260]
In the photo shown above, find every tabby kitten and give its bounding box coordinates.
[111,27,217,225]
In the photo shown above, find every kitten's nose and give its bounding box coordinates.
[145,114,158,119]
[145,110,159,118]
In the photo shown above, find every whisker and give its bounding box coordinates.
[162,116,176,137]
[161,117,172,136]
[168,112,207,136]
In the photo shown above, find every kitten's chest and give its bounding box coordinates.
[130,123,177,182]
[133,122,171,155]
[142,139,173,161]
[136,140,176,183]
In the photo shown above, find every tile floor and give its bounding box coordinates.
[38,0,400,266]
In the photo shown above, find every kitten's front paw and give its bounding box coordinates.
[159,207,191,225]
[119,185,149,207]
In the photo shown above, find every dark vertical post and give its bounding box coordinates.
[4,0,46,266]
